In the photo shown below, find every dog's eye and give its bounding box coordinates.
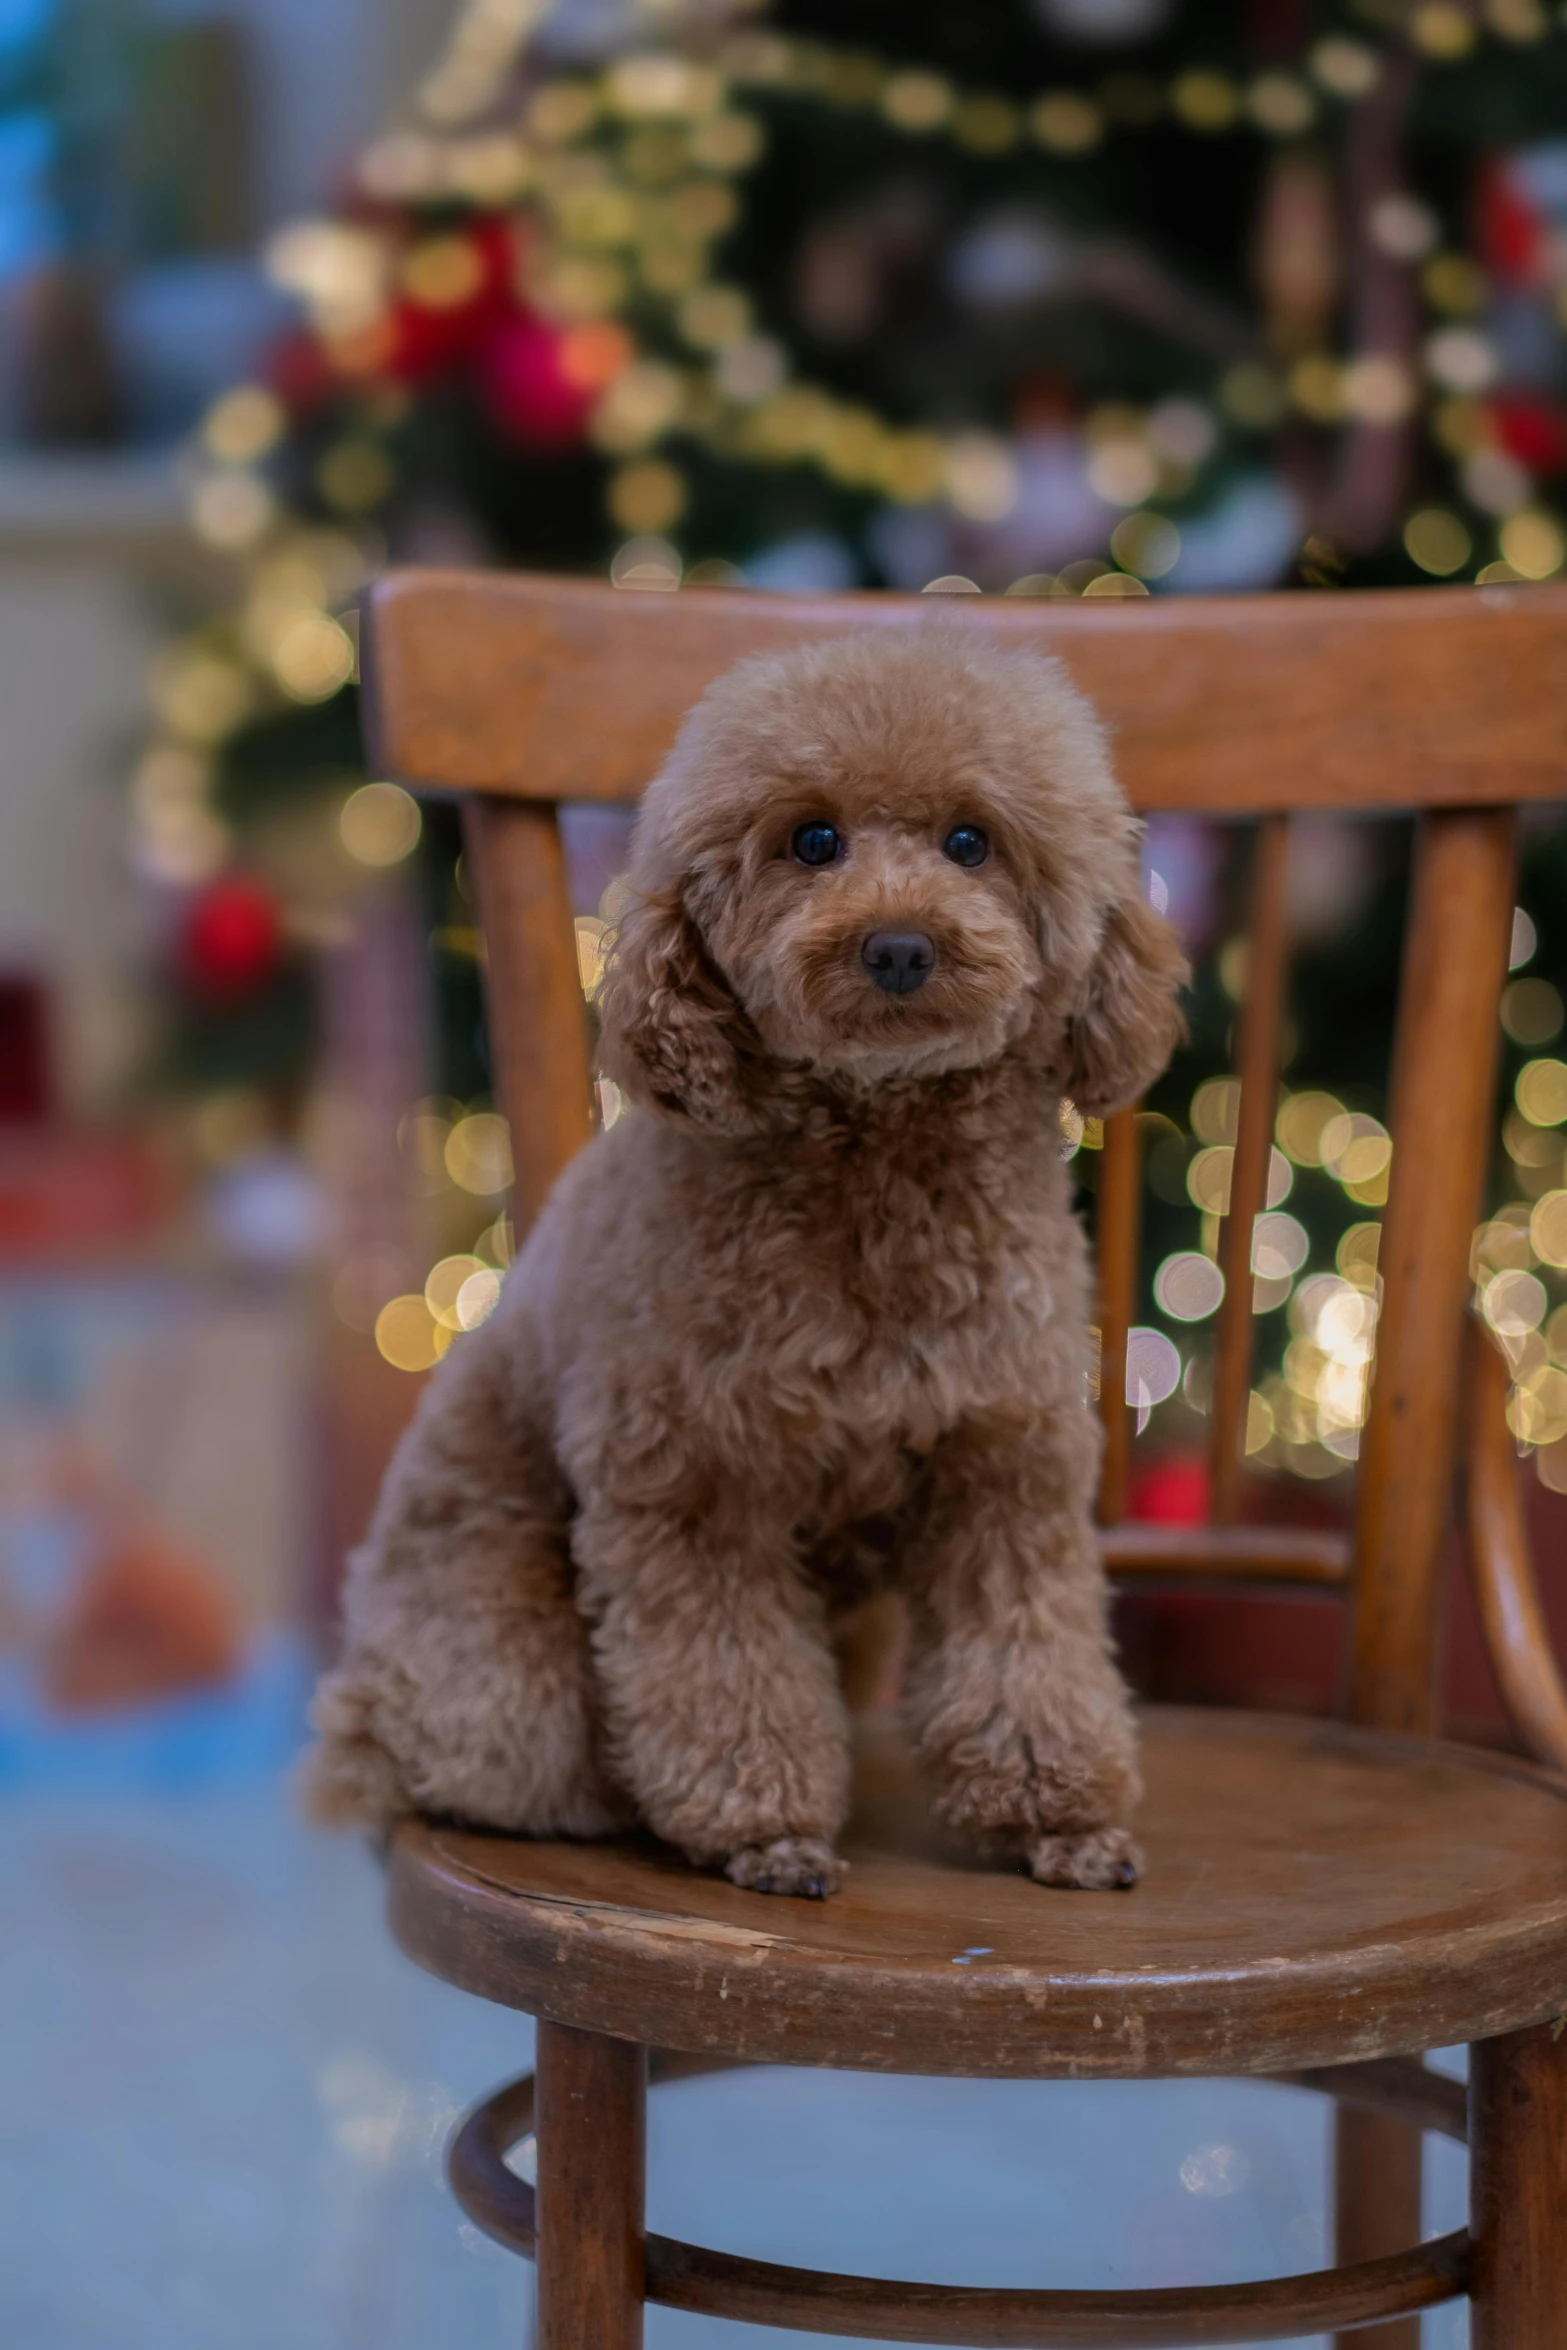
[943,825,990,869]
[792,821,843,868]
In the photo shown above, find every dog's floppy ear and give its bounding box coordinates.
[595,888,768,1133]
[1059,888,1188,1118]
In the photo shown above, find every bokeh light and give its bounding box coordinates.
[1276,1090,1344,1166]
[1517,1059,1567,1128]
[374,1294,445,1373]
[1508,1365,1567,1447]
[425,1254,487,1330]
[1511,907,1539,970]
[1153,1252,1224,1322]
[1402,507,1470,576]
[1191,1079,1238,1144]
[341,782,422,867]
[1336,1221,1382,1289]
[1484,1268,1548,1338]
[1187,1145,1233,1215]
[1498,511,1565,580]
[610,534,681,589]
[202,383,286,464]
[1532,1192,1567,1270]
[1251,1211,1309,1281]
[445,1112,514,1195]
[274,610,356,702]
[455,1267,503,1329]
[1186,1142,1291,1214]
[1126,1327,1181,1414]
[1319,1111,1391,1187]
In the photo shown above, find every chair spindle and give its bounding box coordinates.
[462,797,593,1238]
[1350,806,1517,1734]
[1210,815,1292,1524]
[1096,1107,1141,1525]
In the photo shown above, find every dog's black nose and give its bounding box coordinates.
[861,930,935,995]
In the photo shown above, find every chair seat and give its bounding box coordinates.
[389,1706,1567,2079]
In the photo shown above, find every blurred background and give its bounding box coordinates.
[3,0,1566,2341]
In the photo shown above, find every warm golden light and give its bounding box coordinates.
[274,611,356,703]
[425,1254,487,1330]
[445,1112,514,1196]
[341,782,422,867]
[1499,510,1565,581]
[1517,1059,1567,1128]
[375,1294,444,1373]
[1403,507,1471,576]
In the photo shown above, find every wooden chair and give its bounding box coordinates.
[362,569,1567,2349]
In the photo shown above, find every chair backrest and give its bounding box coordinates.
[364,569,1567,1742]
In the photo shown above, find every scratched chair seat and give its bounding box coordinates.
[391,1708,1567,2080]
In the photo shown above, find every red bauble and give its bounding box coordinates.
[478,312,594,448]
[1130,1455,1210,1527]
[385,289,499,384]
[383,218,516,385]
[180,877,284,999]
[1491,393,1567,477]
[1477,158,1546,287]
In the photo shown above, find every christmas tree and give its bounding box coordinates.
[130,0,1567,1497]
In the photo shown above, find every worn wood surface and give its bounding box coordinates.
[390,1710,1567,2081]
[1210,818,1290,1524]
[535,2021,646,2350]
[643,2223,1465,2346]
[1464,1317,1567,1772]
[1104,1522,1353,1579]
[1349,807,1517,1733]
[1095,1109,1140,1525]
[450,2056,1467,2346]
[1469,2022,1567,2349]
[365,571,1567,814]
[1099,1522,1349,1586]
[460,797,593,1232]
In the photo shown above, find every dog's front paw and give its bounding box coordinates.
[725,1836,847,1900]
[1025,1826,1142,1891]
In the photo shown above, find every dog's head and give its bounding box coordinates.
[597,626,1186,1132]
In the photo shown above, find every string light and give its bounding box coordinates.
[136,0,1567,1494]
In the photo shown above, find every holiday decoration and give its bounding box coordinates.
[128,0,1567,1498]
[178,875,284,999]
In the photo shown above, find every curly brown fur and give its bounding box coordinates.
[304,624,1186,1895]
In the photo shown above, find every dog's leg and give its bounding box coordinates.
[900,1409,1141,1890]
[574,1488,852,1896]
[302,1313,620,1839]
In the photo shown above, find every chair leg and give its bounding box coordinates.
[535,2020,647,2350]
[1332,2104,1422,2350]
[1470,2021,1567,2348]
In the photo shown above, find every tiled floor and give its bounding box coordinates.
[1,1751,1469,2350]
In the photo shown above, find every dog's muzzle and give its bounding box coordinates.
[861,931,936,996]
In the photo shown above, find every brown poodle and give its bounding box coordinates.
[306,624,1186,1896]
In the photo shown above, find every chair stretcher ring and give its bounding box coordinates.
[447,2052,1468,2346]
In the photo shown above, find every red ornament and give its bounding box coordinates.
[1491,394,1567,478]
[179,876,283,999]
[1129,1454,1210,1527]
[1477,157,1546,287]
[382,218,515,385]
[478,311,595,447]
